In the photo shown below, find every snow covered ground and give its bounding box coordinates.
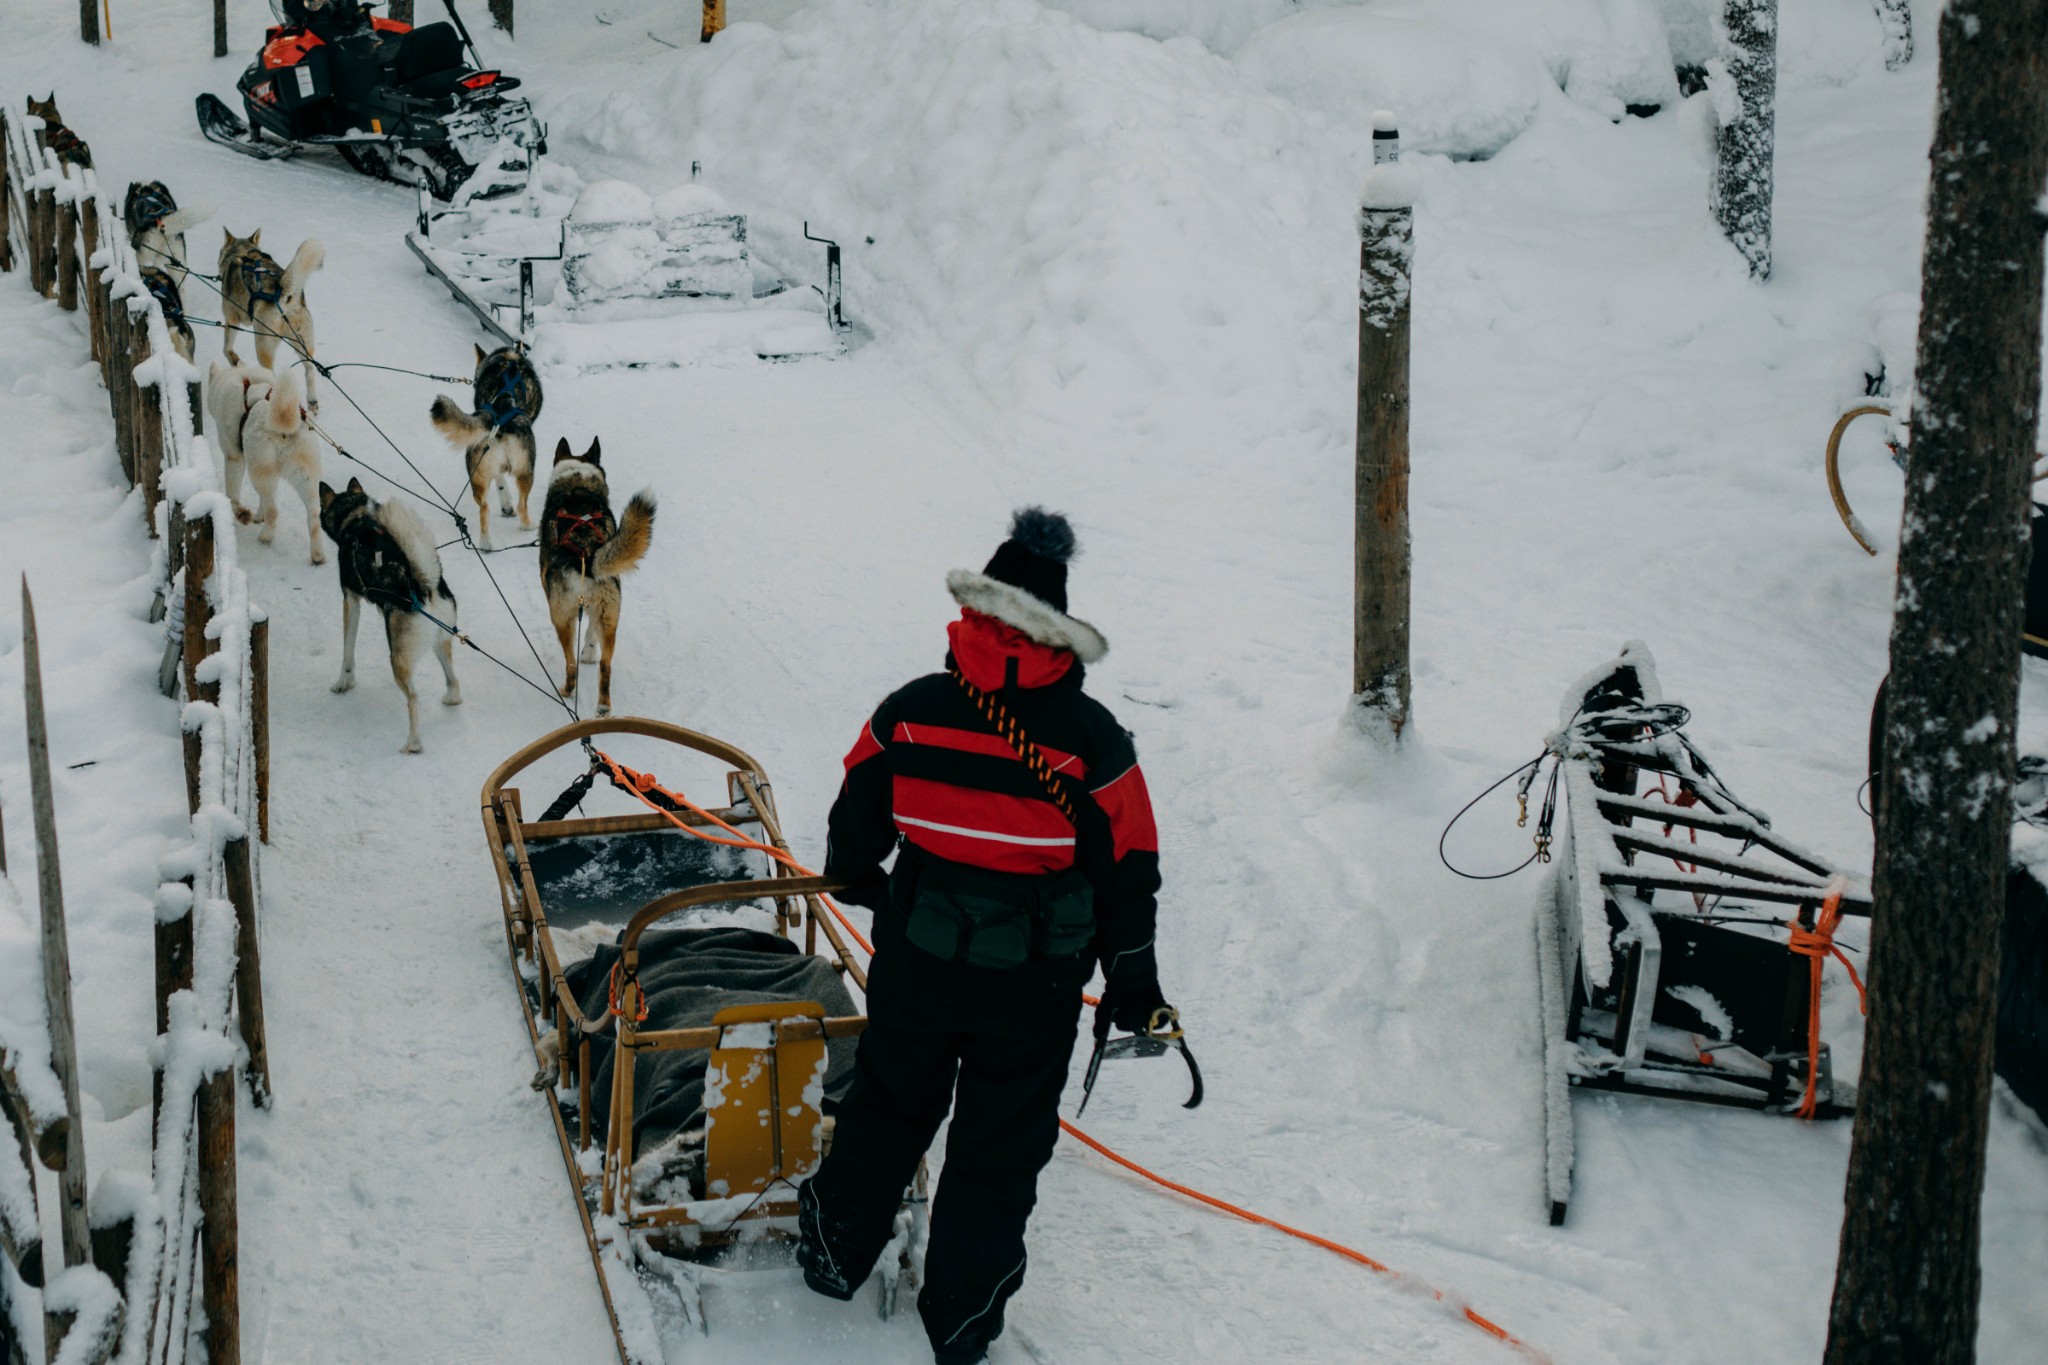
[2,0,2046,1361]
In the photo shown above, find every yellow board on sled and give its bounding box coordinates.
[705,1000,829,1195]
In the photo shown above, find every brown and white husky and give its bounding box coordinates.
[539,438,656,717]
[218,228,325,410]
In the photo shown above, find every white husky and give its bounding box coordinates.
[205,358,326,564]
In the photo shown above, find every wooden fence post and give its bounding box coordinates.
[1353,114,1414,742]
[80,0,100,44]
[79,195,105,365]
[152,879,194,1143]
[19,581,91,1272]
[214,0,228,58]
[181,513,216,817]
[224,837,271,1110]
[196,1062,238,1365]
[137,331,166,537]
[703,0,727,42]
[54,178,78,313]
[251,614,270,844]
[31,179,55,298]
[1712,0,1776,279]
[0,116,13,274]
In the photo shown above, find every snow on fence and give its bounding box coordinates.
[1,103,271,1365]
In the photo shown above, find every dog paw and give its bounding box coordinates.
[234,505,254,525]
[579,641,598,664]
[258,528,275,543]
[518,516,535,530]
[309,548,326,566]
[330,674,355,694]
[402,736,422,755]
[557,681,577,699]
[443,686,463,706]
[596,702,612,718]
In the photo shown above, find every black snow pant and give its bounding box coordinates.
[804,911,1086,1361]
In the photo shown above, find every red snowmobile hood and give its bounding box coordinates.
[948,610,1075,691]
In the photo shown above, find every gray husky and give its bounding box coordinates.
[317,478,462,753]
[429,343,542,546]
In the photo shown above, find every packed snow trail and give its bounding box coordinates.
[3,1,2047,1363]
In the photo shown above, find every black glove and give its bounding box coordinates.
[1095,978,1171,1039]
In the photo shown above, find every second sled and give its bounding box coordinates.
[482,718,925,1363]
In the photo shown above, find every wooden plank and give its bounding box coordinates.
[519,806,760,842]
[19,579,90,1268]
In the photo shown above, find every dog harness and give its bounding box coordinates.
[240,255,285,307]
[143,271,186,328]
[127,183,177,234]
[478,364,528,431]
[551,506,609,572]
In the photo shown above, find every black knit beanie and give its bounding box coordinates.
[982,507,1077,613]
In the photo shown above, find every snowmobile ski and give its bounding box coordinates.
[195,93,299,161]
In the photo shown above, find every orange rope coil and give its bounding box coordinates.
[1786,876,1868,1119]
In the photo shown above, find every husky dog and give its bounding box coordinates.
[25,95,90,168]
[429,344,543,546]
[123,181,210,282]
[141,268,196,363]
[205,358,326,563]
[539,438,656,717]
[318,478,463,754]
[218,228,325,410]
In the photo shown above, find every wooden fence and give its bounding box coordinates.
[0,102,270,1365]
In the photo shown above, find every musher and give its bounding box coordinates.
[797,508,1174,1364]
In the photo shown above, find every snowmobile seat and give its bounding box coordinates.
[395,22,465,87]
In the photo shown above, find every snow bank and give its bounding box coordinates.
[1235,12,1546,160]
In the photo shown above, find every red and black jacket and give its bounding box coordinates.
[826,609,1162,989]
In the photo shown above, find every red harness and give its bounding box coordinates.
[553,507,609,571]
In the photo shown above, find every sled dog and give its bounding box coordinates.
[25,94,90,168]
[123,181,210,281]
[218,228,324,409]
[429,344,542,546]
[141,268,196,363]
[205,359,326,564]
[318,478,463,754]
[539,438,656,717]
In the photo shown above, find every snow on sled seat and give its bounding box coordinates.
[1533,642,1869,1226]
[481,718,925,1358]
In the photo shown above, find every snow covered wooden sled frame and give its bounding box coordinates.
[481,718,923,1357]
[1534,644,1871,1226]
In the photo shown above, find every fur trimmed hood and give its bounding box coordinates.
[946,568,1107,663]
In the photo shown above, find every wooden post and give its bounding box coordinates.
[196,1063,238,1365]
[0,117,14,274]
[1711,0,1776,279]
[80,0,100,44]
[214,0,228,58]
[489,0,514,37]
[19,581,91,1271]
[137,331,166,536]
[251,615,270,842]
[224,837,272,1109]
[702,0,727,43]
[79,195,104,366]
[152,879,194,1142]
[1353,114,1414,743]
[30,182,55,298]
[53,183,78,313]
[182,513,215,817]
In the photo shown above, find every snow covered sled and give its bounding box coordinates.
[408,173,846,371]
[481,719,922,1362]
[1533,643,1870,1225]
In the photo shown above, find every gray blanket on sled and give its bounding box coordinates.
[563,926,860,1153]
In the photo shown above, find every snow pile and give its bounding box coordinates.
[564,177,752,304]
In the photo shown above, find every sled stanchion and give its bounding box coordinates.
[182,513,215,816]
[252,614,270,843]
[1353,114,1414,743]
[1825,405,1890,556]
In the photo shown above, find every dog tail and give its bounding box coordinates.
[429,394,489,450]
[594,490,657,578]
[267,364,305,435]
[282,238,325,297]
[376,497,449,608]
[160,205,212,237]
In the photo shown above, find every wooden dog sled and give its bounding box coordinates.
[1533,644,1871,1226]
[482,718,923,1362]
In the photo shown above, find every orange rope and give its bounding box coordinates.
[586,746,1543,1359]
[1785,877,1868,1119]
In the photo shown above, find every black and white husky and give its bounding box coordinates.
[122,180,210,282]
[430,344,542,547]
[317,478,462,754]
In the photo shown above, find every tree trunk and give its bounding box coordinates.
[214,0,228,58]
[79,0,98,45]
[488,0,513,38]
[1824,3,2048,1361]
[1711,0,1776,279]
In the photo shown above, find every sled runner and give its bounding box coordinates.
[482,718,925,1362]
[197,0,543,201]
[407,174,847,369]
[1532,643,1869,1226]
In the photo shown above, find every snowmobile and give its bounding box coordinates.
[195,0,543,202]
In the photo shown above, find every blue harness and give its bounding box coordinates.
[127,184,177,235]
[142,272,186,328]
[240,256,284,307]
[478,363,528,431]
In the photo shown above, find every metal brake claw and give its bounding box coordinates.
[1076,1007,1203,1116]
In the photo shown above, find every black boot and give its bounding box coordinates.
[795,1181,858,1301]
